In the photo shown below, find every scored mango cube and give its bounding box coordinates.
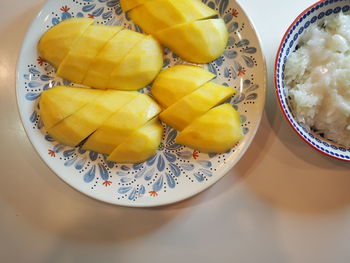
[120,0,151,12]
[107,35,163,90]
[83,94,161,154]
[155,19,228,63]
[151,64,216,108]
[38,18,93,68]
[57,25,123,84]
[48,90,137,146]
[39,86,101,130]
[107,118,163,163]
[129,0,217,34]
[83,30,144,89]
[159,82,236,131]
[176,104,243,153]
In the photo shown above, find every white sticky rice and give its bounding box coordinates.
[285,13,350,147]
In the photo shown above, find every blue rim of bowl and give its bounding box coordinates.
[274,0,350,162]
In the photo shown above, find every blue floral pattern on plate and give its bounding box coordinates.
[17,0,266,206]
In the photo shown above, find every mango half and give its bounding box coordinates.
[122,0,228,63]
[128,0,217,34]
[155,19,228,63]
[39,86,163,163]
[152,65,242,153]
[38,18,163,91]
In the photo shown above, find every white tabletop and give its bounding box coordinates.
[1,0,350,262]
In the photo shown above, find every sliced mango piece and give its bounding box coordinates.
[155,19,228,63]
[107,118,163,163]
[38,18,93,68]
[83,94,161,154]
[176,104,243,153]
[151,64,216,108]
[39,18,163,91]
[120,0,151,12]
[83,30,144,90]
[129,0,217,34]
[57,24,123,84]
[159,82,236,131]
[48,90,137,146]
[107,35,163,90]
[39,86,102,130]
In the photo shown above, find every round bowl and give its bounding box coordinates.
[275,0,350,161]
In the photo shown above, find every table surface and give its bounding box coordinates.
[1,0,350,262]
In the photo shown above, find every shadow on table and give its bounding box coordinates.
[241,84,350,214]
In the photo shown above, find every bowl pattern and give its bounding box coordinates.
[275,0,350,161]
[17,0,266,206]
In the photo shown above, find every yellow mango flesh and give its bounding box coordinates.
[83,94,161,154]
[107,118,163,163]
[107,35,163,90]
[83,30,144,89]
[57,25,123,84]
[152,64,215,108]
[155,19,228,63]
[39,86,101,130]
[48,90,137,146]
[176,104,243,153]
[39,18,163,91]
[159,82,236,131]
[129,0,217,34]
[120,0,151,12]
[38,18,93,68]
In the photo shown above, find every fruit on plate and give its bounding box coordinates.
[151,64,215,108]
[57,24,123,84]
[83,93,161,154]
[107,118,163,163]
[122,0,228,63]
[107,35,163,91]
[47,89,137,147]
[151,64,242,153]
[83,30,144,90]
[159,82,235,131]
[128,0,217,34]
[155,19,228,63]
[38,18,163,90]
[176,104,243,153]
[38,18,93,68]
[39,86,163,163]
[120,0,151,12]
[39,86,102,130]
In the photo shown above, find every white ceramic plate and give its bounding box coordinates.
[16,0,266,207]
